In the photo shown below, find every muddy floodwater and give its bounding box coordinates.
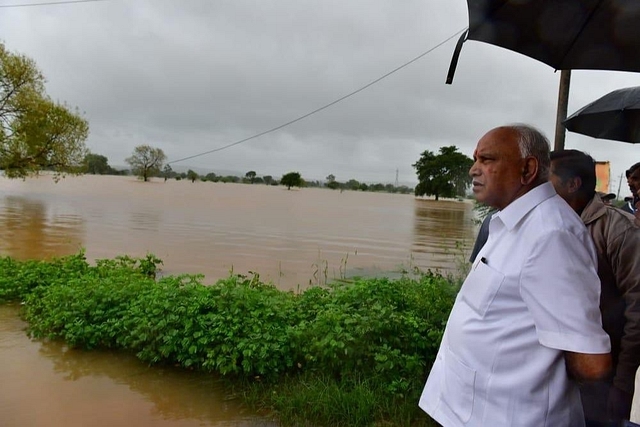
[0,175,476,287]
[0,174,477,427]
[0,304,275,427]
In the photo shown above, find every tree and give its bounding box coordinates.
[83,153,112,175]
[325,174,340,190]
[1,43,89,179]
[220,175,239,183]
[413,146,473,200]
[245,170,256,184]
[280,171,302,190]
[162,164,173,181]
[125,145,166,182]
[263,175,273,185]
[186,169,199,183]
[346,179,361,191]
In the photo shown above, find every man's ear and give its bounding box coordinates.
[520,157,539,185]
[567,176,582,194]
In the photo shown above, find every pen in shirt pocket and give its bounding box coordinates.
[473,256,488,270]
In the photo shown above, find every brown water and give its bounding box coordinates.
[0,174,477,427]
[0,304,274,427]
[0,175,476,289]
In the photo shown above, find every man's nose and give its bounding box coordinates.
[469,162,479,177]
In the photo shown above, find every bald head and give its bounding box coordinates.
[469,125,550,210]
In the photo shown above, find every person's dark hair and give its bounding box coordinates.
[508,124,550,181]
[550,149,597,198]
[626,162,640,178]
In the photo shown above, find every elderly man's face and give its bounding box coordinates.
[469,127,526,210]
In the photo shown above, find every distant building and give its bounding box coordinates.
[596,161,610,193]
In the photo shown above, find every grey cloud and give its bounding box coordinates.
[0,0,638,186]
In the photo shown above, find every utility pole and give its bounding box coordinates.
[554,70,571,151]
[616,172,624,199]
[395,168,399,188]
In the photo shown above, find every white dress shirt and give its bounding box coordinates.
[632,367,640,423]
[419,182,610,426]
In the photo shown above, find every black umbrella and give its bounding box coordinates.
[447,0,640,82]
[445,0,640,149]
[563,86,640,144]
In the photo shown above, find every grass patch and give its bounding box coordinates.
[236,372,439,427]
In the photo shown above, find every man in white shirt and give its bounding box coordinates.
[419,124,611,426]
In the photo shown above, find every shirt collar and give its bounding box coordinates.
[494,182,557,231]
[580,194,606,225]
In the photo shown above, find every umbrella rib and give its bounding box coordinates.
[557,0,606,70]
[448,0,511,84]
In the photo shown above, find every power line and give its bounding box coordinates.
[0,0,107,8]
[0,0,467,166]
[169,27,468,165]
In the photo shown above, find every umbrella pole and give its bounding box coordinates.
[553,70,571,150]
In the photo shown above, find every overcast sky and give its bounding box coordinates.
[1,0,638,190]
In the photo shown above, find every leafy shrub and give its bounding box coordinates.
[291,276,455,399]
[0,252,90,303]
[23,253,161,349]
[0,252,456,426]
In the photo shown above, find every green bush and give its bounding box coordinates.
[291,276,454,399]
[0,252,89,303]
[0,252,455,426]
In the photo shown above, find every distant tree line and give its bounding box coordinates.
[323,174,413,194]
[81,149,411,195]
[81,143,477,201]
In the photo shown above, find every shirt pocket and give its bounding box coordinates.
[442,346,476,423]
[458,260,505,317]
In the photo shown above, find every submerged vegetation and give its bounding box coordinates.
[0,252,456,426]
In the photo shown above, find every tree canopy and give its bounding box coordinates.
[280,171,302,190]
[412,146,473,200]
[186,169,199,183]
[83,153,113,175]
[162,164,174,181]
[125,145,167,182]
[1,42,89,179]
[245,170,256,184]
[326,174,340,190]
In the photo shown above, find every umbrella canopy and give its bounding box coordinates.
[445,0,640,149]
[563,86,640,144]
[447,0,640,82]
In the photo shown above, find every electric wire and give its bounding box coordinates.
[0,0,107,7]
[0,0,467,164]
[168,27,468,165]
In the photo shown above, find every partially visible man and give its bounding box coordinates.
[419,125,611,426]
[597,192,616,206]
[622,196,636,215]
[550,150,640,425]
[623,163,640,219]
